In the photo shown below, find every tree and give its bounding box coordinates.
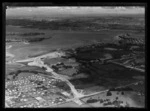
[106,91,112,96]
[125,102,130,107]
[121,91,124,95]
[87,99,98,103]
[109,88,116,91]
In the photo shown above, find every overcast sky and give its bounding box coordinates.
[6,6,145,17]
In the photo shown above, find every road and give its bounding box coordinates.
[16,52,84,105]
[16,51,65,63]
[14,51,144,106]
[108,61,145,72]
[48,80,142,107]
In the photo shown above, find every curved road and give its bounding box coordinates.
[10,51,144,106]
[16,52,84,105]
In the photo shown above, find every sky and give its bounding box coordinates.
[6,6,145,18]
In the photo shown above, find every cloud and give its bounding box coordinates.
[6,6,145,17]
